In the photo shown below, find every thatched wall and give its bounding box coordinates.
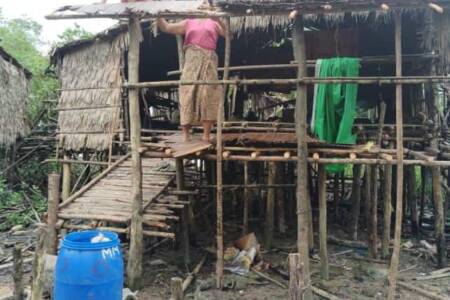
[0,48,30,146]
[56,33,127,151]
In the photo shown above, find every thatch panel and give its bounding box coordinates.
[0,51,29,146]
[57,33,127,151]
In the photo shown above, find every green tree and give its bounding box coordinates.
[0,10,58,121]
[53,23,93,48]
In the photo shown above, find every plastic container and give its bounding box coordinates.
[54,230,123,300]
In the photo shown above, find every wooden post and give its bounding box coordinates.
[243,161,249,235]
[215,16,231,289]
[318,164,329,280]
[292,15,313,300]
[31,227,47,300]
[351,165,362,240]
[176,158,190,265]
[264,162,276,249]
[170,277,183,300]
[431,166,447,267]
[419,166,427,229]
[126,17,144,290]
[369,166,378,258]
[61,154,71,201]
[277,163,287,235]
[13,246,24,300]
[388,12,405,300]
[289,253,301,300]
[407,166,419,235]
[382,162,393,258]
[364,166,372,230]
[47,173,60,255]
[333,173,340,218]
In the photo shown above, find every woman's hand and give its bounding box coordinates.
[157,18,187,35]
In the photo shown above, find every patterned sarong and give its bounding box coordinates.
[179,45,222,125]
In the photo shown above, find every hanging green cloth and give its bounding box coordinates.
[312,57,360,173]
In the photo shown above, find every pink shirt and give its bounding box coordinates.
[184,19,219,51]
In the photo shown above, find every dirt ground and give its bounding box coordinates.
[0,216,449,299]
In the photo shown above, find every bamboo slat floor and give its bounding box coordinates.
[58,156,181,238]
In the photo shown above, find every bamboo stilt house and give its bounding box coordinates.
[46,0,450,297]
[0,47,31,146]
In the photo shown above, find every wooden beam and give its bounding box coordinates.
[215,16,231,289]
[369,166,379,258]
[264,162,276,250]
[432,166,447,267]
[292,15,312,300]
[351,165,362,240]
[388,12,405,300]
[176,159,190,266]
[243,161,249,235]
[47,173,60,255]
[318,164,329,280]
[61,154,71,202]
[382,162,393,258]
[126,17,144,291]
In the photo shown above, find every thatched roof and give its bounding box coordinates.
[55,32,127,151]
[46,0,450,20]
[0,47,30,146]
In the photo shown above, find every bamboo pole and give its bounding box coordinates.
[364,166,372,230]
[243,161,249,235]
[351,165,362,240]
[122,76,450,89]
[288,253,301,300]
[408,166,419,235]
[176,159,190,266]
[388,13,405,300]
[47,173,60,255]
[382,162,393,258]
[264,162,276,250]
[318,164,329,280]
[215,16,231,289]
[13,246,24,300]
[292,15,312,299]
[126,17,144,291]
[31,227,47,300]
[369,166,378,258]
[170,277,183,300]
[432,166,447,267]
[61,154,71,201]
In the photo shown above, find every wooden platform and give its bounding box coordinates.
[58,155,184,238]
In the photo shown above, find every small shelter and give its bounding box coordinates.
[0,46,31,146]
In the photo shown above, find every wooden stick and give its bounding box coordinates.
[382,160,393,258]
[31,227,47,300]
[264,162,276,250]
[288,253,301,300]
[47,173,60,255]
[432,166,447,267]
[408,166,419,235]
[252,268,287,289]
[364,166,372,230]
[318,164,329,280]
[292,15,312,300]
[123,76,450,89]
[61,154,71,201]
[243,161,249,235]
[215,16,230,290]
[397,281,450,300]
[170,277,183,300]
[176,159,190,266]
[369,166,378,258]
[351,165,362,240]
[126,17,144,291]
[182,255,207,292]
[311,286,343,300]
[13,246,24,300]
[388,13,405,300]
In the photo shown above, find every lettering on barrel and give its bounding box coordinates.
[101,246,120,260]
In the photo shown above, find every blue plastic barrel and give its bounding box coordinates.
[54,230,123,300]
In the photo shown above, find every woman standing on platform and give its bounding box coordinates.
[157,16,226,142]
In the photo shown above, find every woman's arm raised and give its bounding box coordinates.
[157,18,187,35]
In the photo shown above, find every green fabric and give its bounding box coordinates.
[313,57,360,173]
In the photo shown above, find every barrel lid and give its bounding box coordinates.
[61,230,120,250]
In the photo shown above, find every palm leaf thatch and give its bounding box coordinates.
[0,47,30,146]
[55,33,127,151]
